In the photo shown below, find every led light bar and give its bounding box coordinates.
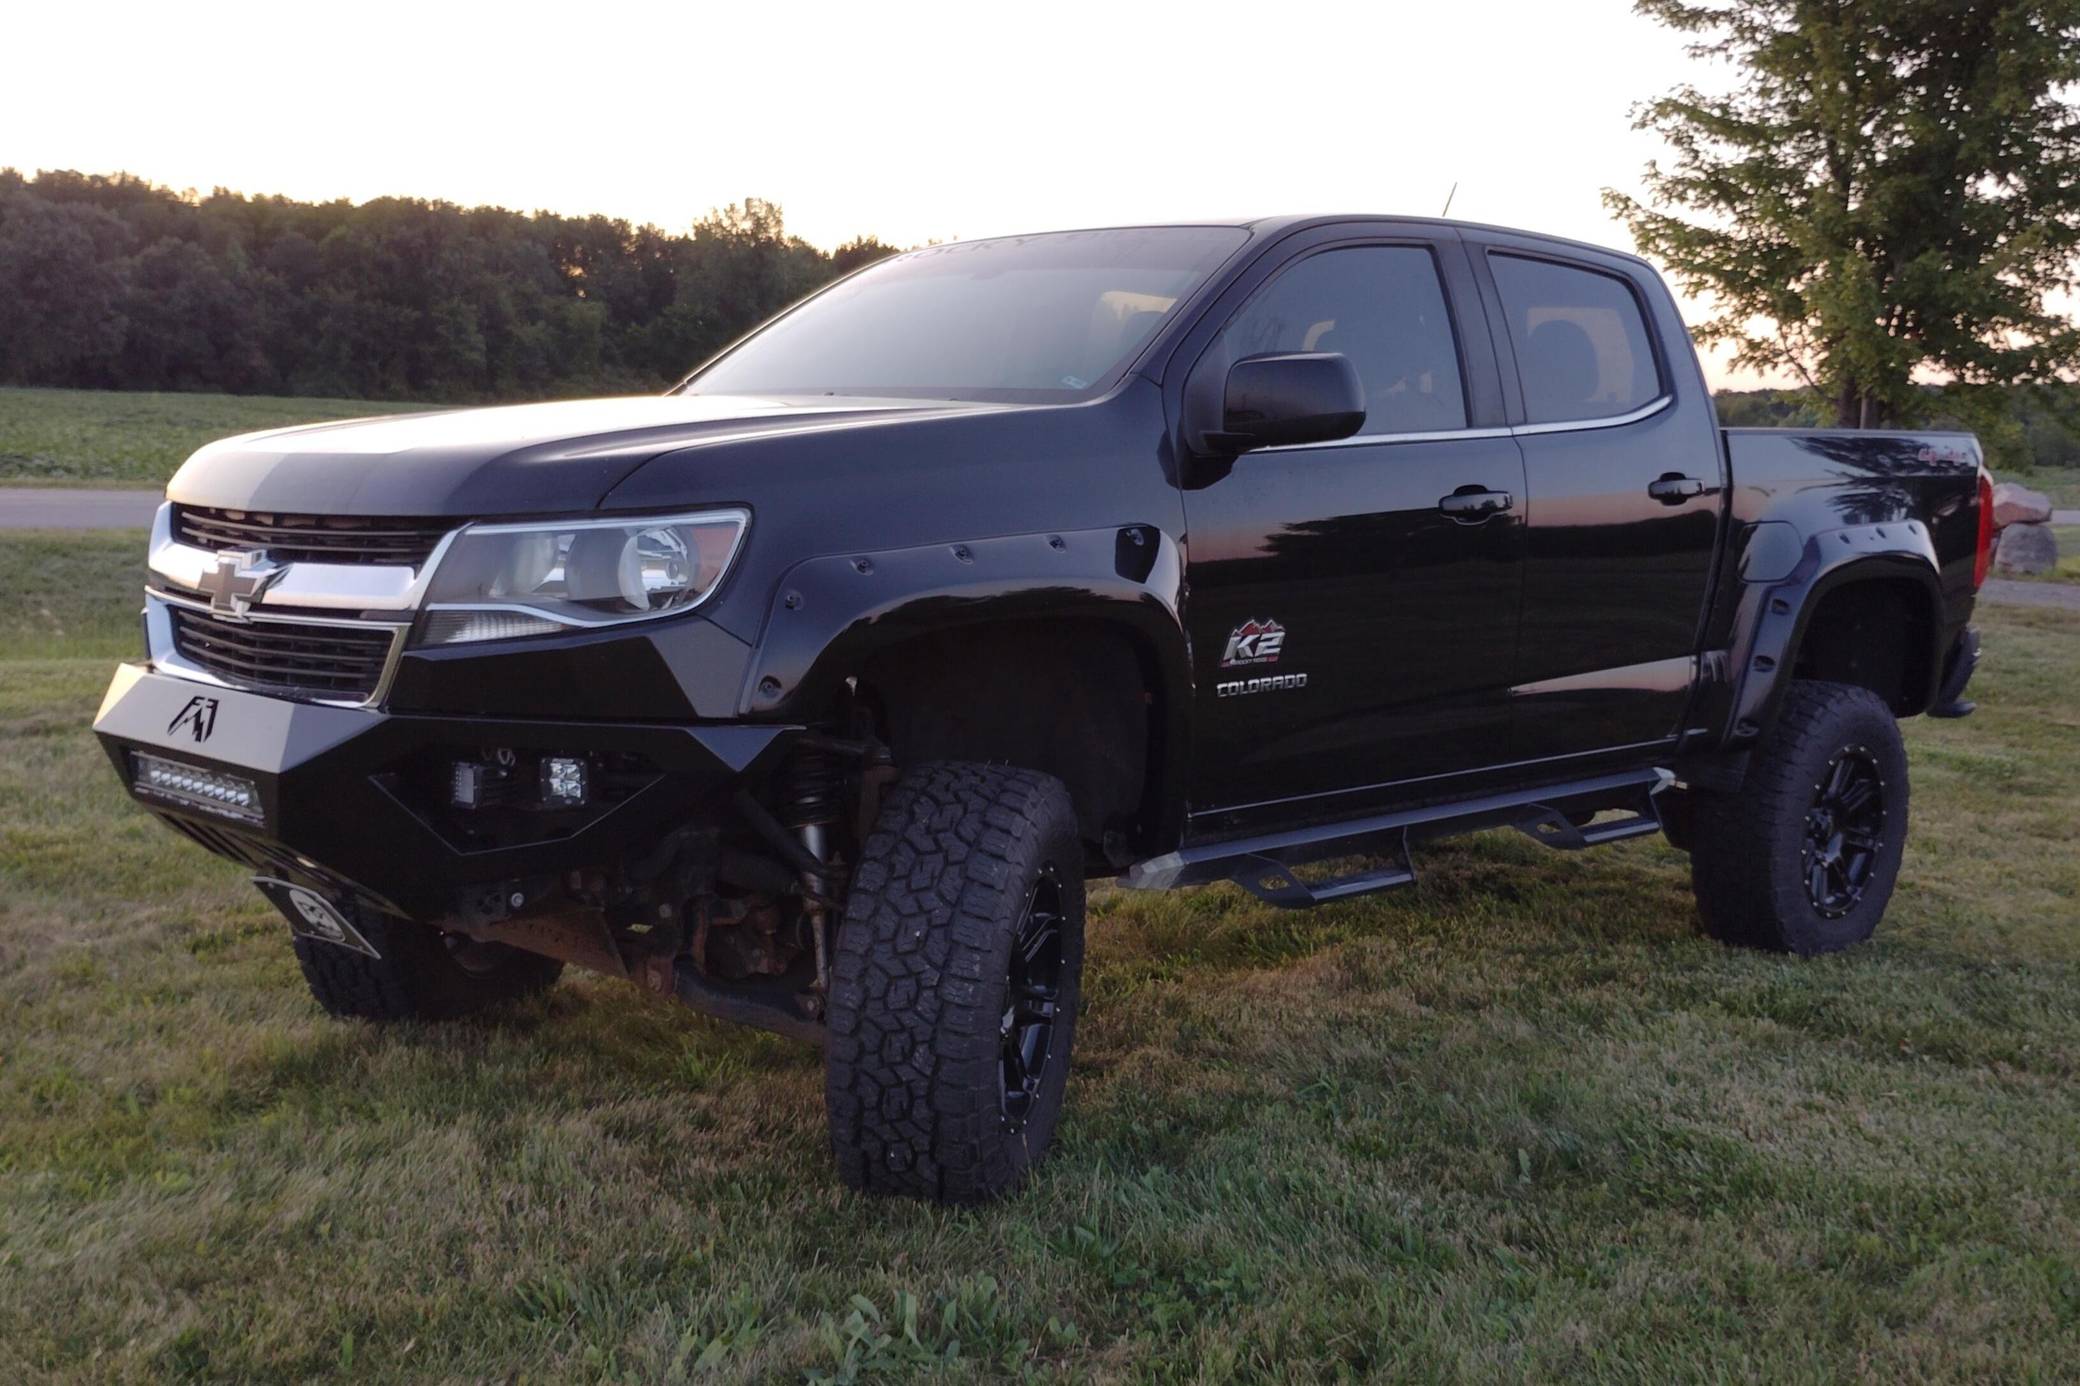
[133,752,262,824]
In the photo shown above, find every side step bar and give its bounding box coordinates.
[1121,768,1672,909]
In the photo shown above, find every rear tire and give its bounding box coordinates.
[291,904,563,1021]
[1689,679,1908,955]
[825,762,1085,1204]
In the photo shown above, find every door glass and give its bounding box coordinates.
[1221,246,1467,435]
[1489,254,1662,423]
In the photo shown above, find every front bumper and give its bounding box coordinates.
[94,663,795,919]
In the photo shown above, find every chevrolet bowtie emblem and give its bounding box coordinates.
[196,548,285,620]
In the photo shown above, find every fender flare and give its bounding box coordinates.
[1715,519,1947,749]
[737,524,1194,844]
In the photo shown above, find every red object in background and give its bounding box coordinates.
[1973,470,1995,589]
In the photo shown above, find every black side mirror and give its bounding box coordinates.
[1211,352,1366,452]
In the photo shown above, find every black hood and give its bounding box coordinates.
[164,394,994,517]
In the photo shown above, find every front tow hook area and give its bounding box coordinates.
[254,877,381,958]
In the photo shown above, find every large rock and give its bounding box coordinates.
[1992,520,2059,575]
[1993,481,2054,528]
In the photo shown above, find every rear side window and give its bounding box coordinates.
[1489,254,1661,424]
[1220,245,1467,435]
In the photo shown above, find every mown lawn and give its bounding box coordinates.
[2,531,2076,1382]
[2023,471,2080,510]
[0,388,426,486]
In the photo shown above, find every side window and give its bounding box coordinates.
[1489,254,1662,424]
[1221,246,1467,435]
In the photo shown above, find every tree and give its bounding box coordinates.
[831,235,900,277]
[0,195,132,383]
[1606,0,2080,430]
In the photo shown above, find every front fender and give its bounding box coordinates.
[739,519,1191,725]
[1714,519,1946,749]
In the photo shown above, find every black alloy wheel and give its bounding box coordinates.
[1001,865,1065,1134]
[1802,746,1887,918]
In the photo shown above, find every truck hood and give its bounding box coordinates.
[164,393,994,517]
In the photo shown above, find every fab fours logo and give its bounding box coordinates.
[1221,618,1285,668]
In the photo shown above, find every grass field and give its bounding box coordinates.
[2,531,2077,1382]
[2026,471,2080,510]
[0,388,426,486]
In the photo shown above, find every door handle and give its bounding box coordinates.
[1648,473,1711,504]
[1438,486,1515,522]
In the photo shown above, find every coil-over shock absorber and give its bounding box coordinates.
[778,743,844,1004]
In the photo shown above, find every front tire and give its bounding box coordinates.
[825,762,1085,1204]
[292,905,564,1021]
[1689,679,1909,955]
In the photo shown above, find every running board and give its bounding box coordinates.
[1121,768,1671,909]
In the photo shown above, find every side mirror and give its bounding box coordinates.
[1212,352,1366,452]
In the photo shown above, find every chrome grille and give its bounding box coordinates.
[168,606,398,700]
[174,506,452,567]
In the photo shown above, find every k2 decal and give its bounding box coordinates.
[167,694,220,743]
[1220,618,1285,669]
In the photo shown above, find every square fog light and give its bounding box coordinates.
[540,756,589,806]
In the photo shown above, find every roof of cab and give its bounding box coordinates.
[948,215,1651,271]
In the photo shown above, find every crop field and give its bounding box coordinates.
[2,529,2077,1382]
[0,388,427,486]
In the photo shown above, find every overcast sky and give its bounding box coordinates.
[5,0,1780,386]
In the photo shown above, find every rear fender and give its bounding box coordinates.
[1714,519,1945,749]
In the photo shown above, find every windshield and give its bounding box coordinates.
[681,226,1247,402]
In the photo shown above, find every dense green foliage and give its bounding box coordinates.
[1608,0,2080,432]
[0,171,896,403]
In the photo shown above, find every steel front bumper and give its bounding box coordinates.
[93,664,794,920]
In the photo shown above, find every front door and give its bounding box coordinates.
[1179,238,1527,824]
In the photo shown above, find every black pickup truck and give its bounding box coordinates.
[95,216,1992,1203]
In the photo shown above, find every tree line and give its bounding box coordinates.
[4,167,2076,473]
[0,170,897,402]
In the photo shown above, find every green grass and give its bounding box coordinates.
[2024,470,2080,510]
[0,387,427,485]
[2,534,2077,1382]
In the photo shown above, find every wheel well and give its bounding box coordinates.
[852,619,1162,865]
[1790,578,1935,716]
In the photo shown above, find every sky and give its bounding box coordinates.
[3,0,1778,387]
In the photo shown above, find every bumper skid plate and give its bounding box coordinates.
[254,877,381,958]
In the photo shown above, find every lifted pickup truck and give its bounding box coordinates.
[95,216,1991,1203]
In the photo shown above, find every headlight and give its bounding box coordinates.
[414,510,748,646]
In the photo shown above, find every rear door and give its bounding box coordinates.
[1174,227,1527,826]
[1467,238,1725,764]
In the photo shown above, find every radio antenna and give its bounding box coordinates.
[1441,182,1458,217]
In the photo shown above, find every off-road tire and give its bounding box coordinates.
[291,905,564,1021]
[1689,679,1909,955]
[825,762,1085,1204]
